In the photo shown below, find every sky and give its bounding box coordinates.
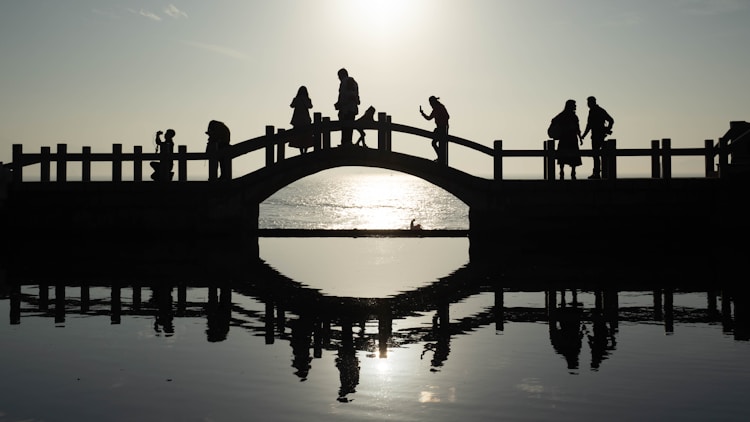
[1,0,749,179]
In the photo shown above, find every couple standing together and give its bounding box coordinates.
[289,68,450,162]
[550,96,615,180]
[288,68,359,153]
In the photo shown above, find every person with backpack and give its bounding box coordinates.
[549,99,583,180]
[205,120,231,181]
[582,96,614,179]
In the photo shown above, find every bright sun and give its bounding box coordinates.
[345,0,417,36]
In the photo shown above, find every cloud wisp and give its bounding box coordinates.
[129,4,188,21]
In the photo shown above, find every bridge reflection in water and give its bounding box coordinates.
[4,251,748,393]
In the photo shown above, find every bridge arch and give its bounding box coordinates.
[233,146,493,208]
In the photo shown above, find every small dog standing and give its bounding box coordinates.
[355,106,376,147]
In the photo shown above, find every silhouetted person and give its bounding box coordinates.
[289,85,315,154]
[549,99,582,179]
[355,105,376,147]
[421,308,451,371]
[334,68,360,146]
[150,129,174,181]
[206,120,231,181]
[420,95,450,163]
[336,319,360,402]
[290,316,314,381]
[585,311,617,370]
[582,96,614,179]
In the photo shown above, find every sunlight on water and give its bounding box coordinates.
[260,168,469,230]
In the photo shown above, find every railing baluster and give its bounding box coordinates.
[606,139,617,179]
[650,140,660,178]
[313,112,322,152]
[40,146,51,182]
[112,144,122,182]
[661,138,671,180]
[82,147,91,182]
[178,145,187,182]
[277,128,286,161]
[133,146,143,182]
[718,137,729,179]
[377,112,387,151]
[545,140,555,181]
[704,139,715,178]
[386,115,393,152]
[493,140,503,181]
[56,144,67,182]
[12,144,23,182]
[265,125,275,166]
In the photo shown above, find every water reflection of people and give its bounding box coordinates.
[152,286,174,336]
[584,309,617,370]
[548,290,583,372]
[421,304,451,371]
[336,319,360,402]
[290,315,313,381]
[206,286,231,342]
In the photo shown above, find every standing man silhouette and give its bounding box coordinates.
[420,95,450,164]
[334,68,360,146]
[582,96,614,179]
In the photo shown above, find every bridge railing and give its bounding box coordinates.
[2,112,735,183]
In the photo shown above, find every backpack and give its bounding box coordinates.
[547,117,561,140]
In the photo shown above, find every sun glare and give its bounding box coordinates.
[344,0,417,39]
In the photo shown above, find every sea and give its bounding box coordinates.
[1,167,749,422]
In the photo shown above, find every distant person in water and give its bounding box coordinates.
[334,68,360,146]
[420,96,450,163]
[550,100,582,179]
[581,96,614,179]
[289,85,315,154]
[150,129,175,181]
[205,120,231,181]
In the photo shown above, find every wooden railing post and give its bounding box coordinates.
[40,146,51,182]
[386,115,393,152]
[377,112,387,151]
[82,147,91,182]
[276,128,286,161]
[544,140,556,180]
[12,144,23,182]
[322,117,331,149]
[265,125,275,166]
[56,144,67,182]
[604,139,616,179]
[650,140,660,178]
[718,137,729,179]
[660,139,674,180]
[112,144,122,182]
[313,112,322,152]
[704,139,715,177]
[178,145,187,182]
[493,140,503,181]
[133,145,143,182]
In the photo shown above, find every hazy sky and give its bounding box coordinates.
[2,0,749,178]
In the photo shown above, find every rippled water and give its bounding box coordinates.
[2,169,749,422]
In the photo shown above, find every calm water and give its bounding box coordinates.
[2,169,749,422]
